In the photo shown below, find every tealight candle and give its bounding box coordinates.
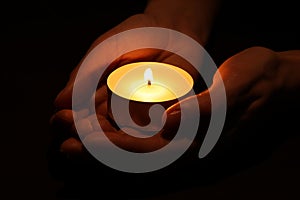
[106,62,194,134]
[107,62,193,102]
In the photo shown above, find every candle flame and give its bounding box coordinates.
[144,68,153,85]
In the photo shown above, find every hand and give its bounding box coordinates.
[49,0,220,166]
[50,13,203,157]
[165,46,300,158]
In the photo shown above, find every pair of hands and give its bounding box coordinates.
[50,14,297,160]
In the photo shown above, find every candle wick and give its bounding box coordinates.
[148,80,151,86]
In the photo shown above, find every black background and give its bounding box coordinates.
[1,0,300,199]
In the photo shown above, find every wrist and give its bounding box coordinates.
[144,12,209,45]
[144,0,220,46]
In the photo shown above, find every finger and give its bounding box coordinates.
[84,130,167,153]
[50,109,75,141]
[166,90,211,116]
[94,85,109,116]
[97,115,118,132]
[162,90,212,139]
[50,109,91,147]
[72,114,118,138]
[215,47,278,107]
[58,114,118,155]
[60,137,84,155]
[50,109,74,127]
[53,84,109,139]
[54,66,80,109]
[94,85,108,106]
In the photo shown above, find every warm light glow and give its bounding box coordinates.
[130,84,175,102]
[107,62,193,102]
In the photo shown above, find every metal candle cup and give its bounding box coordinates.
[107,62,194,135]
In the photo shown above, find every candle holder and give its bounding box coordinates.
[107,93,179,134]
[106,62,194,138]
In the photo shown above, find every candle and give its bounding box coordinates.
[107,62,194,102]
[106,61,194,134]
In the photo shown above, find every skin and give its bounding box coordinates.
[51,0,219,155]
[50,0,300,159]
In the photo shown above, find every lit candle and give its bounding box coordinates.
[107,62,193,102]
[106,62,194,133]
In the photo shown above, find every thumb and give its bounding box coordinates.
[162,90,212,140]
[162,67,228,159]
[166,90,211,116]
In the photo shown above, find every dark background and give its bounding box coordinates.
[1,0,300,199]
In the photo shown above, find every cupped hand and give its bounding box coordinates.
[50,13,202,157]
[166,46,298,156]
